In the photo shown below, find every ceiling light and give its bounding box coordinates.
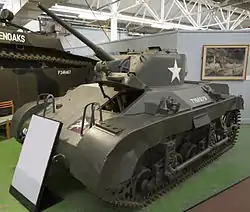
[78,14,109,21]
[151,23,174,29]
[51,5,110,21]
[151,23,199,30]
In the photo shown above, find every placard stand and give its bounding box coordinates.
[9,115,63,212]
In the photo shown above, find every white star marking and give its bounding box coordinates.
[168,60,182,83]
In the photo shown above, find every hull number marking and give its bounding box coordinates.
[58,70,72,75]
[190,96,208,104]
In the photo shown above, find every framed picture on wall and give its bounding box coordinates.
[201,44,249,80]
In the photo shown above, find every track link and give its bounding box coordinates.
[0,49,91,67]
[100,110,241,208]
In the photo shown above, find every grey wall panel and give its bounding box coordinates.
[177,31,250,123]
[60,27,132,50]
[63,30,178,56]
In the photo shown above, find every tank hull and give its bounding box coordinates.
[68,94,242,190]
[10,81,244,207]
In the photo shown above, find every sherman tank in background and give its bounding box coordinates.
[0,8,97,109]
[10,3,244,208]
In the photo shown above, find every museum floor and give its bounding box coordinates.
[0,125,250,212]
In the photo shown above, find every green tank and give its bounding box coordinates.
[10,3,244,208]
[0,9,97,109]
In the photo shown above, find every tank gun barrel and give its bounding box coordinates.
[37,3,114,61]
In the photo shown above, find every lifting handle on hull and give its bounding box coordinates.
[81,102,103,135]
[36,93,55,117]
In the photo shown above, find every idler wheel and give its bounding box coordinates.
[10,101,45,143]
[135,168,153,195]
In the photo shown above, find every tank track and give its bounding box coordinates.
[0,49,89,67]
[100,110,241,208]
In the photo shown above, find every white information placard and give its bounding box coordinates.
[10,115,62,211]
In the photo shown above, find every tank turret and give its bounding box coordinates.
[95,48,186,89]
